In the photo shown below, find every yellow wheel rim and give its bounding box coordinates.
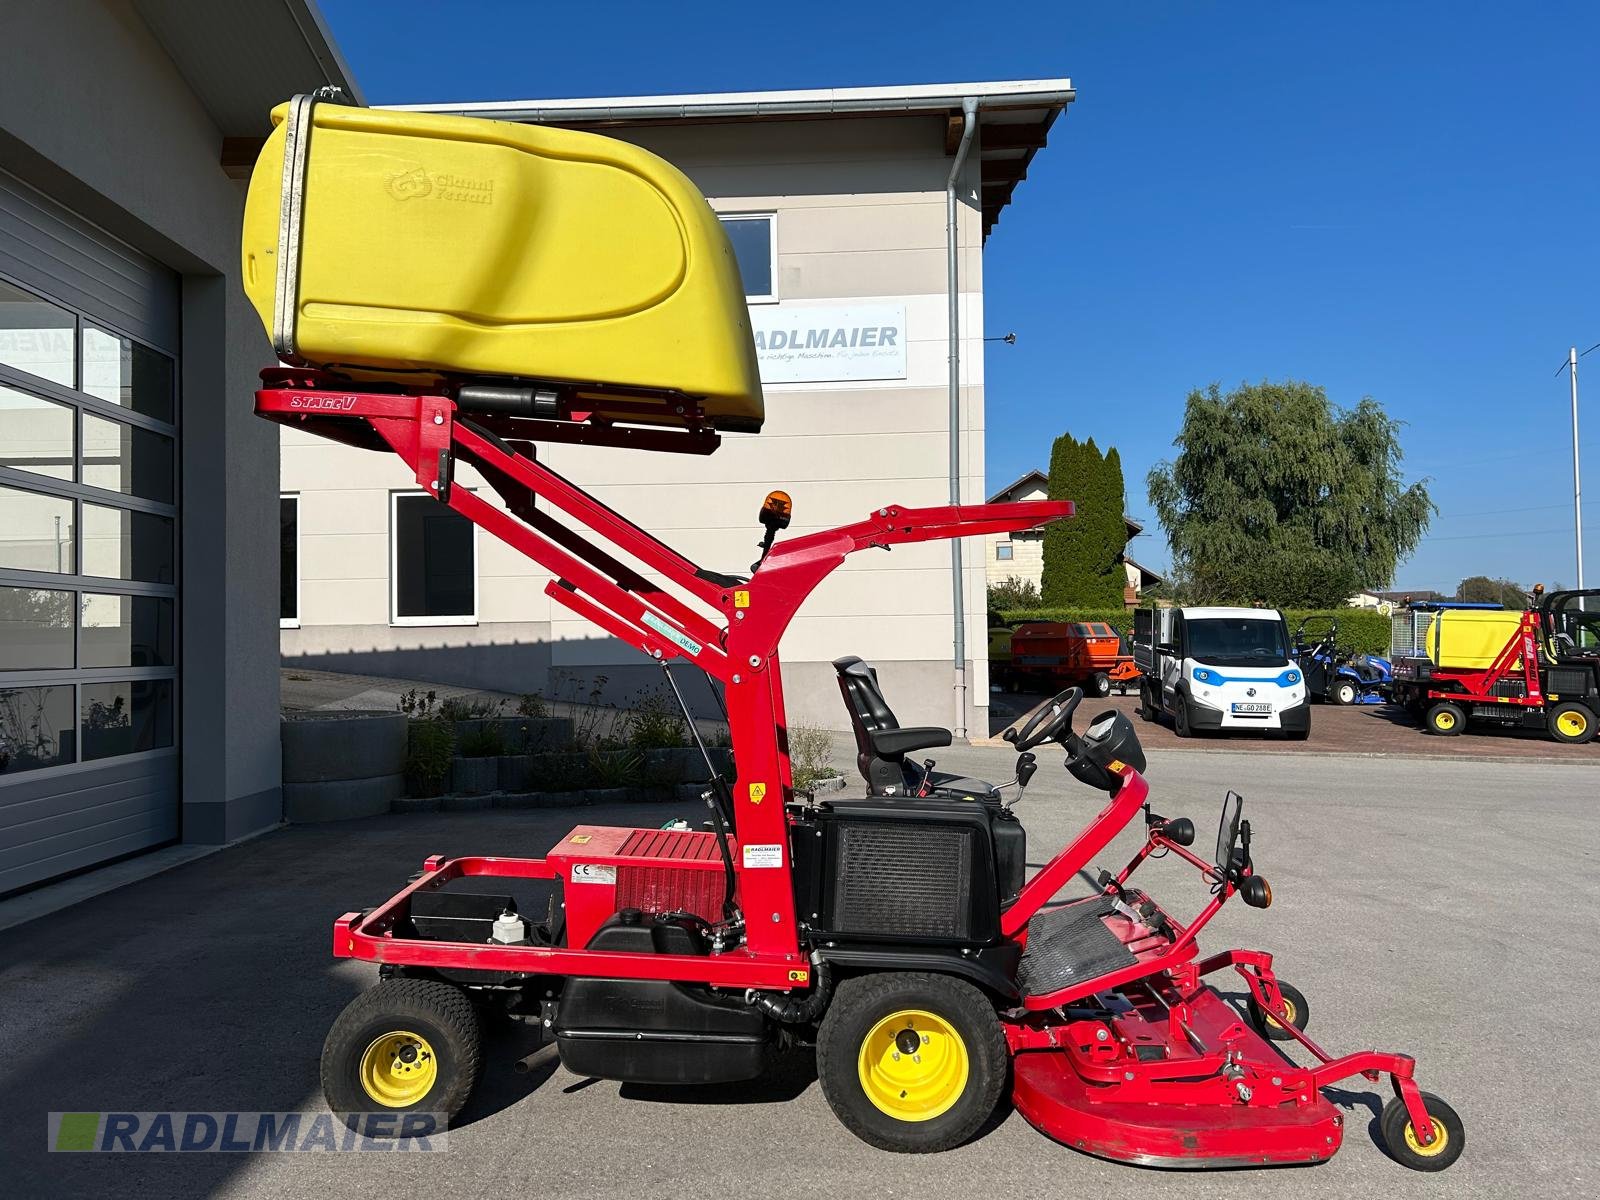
[857,1009,969,1122]
[358,1030,438,1108]
[1264,997,1297,1029]
[1403,1115,1451,1158]
[1433,711,1456,731]
[1557,710,1588,737]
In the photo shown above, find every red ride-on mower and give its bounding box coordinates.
[263,375,1462,1173]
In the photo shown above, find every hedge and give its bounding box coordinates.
[995,607,1393,656]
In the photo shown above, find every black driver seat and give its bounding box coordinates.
[832,656,999,800]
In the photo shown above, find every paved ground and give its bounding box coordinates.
[2,744,1596,1200]
[990,688,1600,760]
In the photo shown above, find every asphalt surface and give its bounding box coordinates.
[2,742,1596,1200]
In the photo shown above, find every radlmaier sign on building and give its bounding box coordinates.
[749,302,907,384]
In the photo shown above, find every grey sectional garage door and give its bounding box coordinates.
[0,168,180,895]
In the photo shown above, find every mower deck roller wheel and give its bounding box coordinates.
[322,978,483,1129]
[1547,701,1597,745]
[1246,980,1309,1041]
[1379,1091,1465,1172]
[1425,701,1464,736]
[817,972,1007,1152]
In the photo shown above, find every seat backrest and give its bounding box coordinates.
[833,656,899,783]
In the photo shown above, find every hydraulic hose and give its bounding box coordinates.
[749,954,832,1024]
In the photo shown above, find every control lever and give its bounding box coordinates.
[915,759,936,798]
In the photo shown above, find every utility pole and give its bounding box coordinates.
[1572,347,1586,594]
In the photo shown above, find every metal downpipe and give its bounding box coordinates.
[947,96,978,738]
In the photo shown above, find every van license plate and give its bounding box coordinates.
[1231,702,1272,714]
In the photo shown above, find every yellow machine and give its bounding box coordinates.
[241,96,763,430]
[1419,608,1528,671]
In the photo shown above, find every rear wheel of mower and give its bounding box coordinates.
[816,972,1007,1152]
[321,978,483,1130]
[1425,701,1465,736]
[1547,701,1597,745]
[1089,672,1111,698]
[1246,980,1309,1040]
[1379,1091,1465,1172]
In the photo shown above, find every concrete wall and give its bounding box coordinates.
[0,0,287,841]
[282,114,990,734]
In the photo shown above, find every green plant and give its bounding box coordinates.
[586,748,644,788]
[987,578,1040,611]
[788,723,838,793]
[1147,380,1433,608]
[516,693,548,718]
[437,695,506,722]
[404,720,454,797]
[1042,434,1129,607]
[625,687,689,750]
[551,670,625,750]
[398,688,439,719]
[457,723,506,758]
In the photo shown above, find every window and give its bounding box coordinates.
[391,492,476,624]
[718,214,776,302]
[995,543,1014,561]
[280,496,299,627]
[0,273,178,776]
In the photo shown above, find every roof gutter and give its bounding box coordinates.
[388,85,1074,124]
[947,96,979,739]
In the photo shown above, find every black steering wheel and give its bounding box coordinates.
[1004,687,1082,752]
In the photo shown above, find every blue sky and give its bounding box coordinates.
[320,0,1598,593]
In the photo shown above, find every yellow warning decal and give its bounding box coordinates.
[749,782,767,805]
[788,969,809,983]
[569,834,592,844]
[734,590,751,609]
[1107,759,1126,772]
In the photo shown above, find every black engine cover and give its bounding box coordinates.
[553,910,768,1085]
[791,797,1006,946]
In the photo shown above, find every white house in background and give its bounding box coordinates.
[983,469,1162,605]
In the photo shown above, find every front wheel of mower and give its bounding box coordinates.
[1547,701,1597,745]
[1425,701,1465,736]
[816,972,1007,1153]
[322,978,483,1131]
[1379,1091,1465,1172]
[1246,980,1309,1040]
[1089,672,1112,698]
[1333,679,1359,706]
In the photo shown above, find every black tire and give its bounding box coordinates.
[1379,1091,1465,1171]
[1547,701,1597,745]
[322,978,483,1131]
[1137,681,1157,722]
[1425,701,1465,736]
[1285,720,1310,742]
[1089,672,1111,698]
[1246,980,1309,1041]
[816,972,1007,1153]
[1332,679,1359,706]
[1173,696,1192,738]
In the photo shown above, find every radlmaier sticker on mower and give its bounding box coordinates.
[641,611,702,657]
[741,843,783,869]
[569,863,616,884]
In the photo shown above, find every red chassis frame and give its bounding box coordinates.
[1406,608,1547,713]
[257,370,1072,991]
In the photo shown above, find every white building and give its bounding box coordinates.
[279,81,1074,733]
[983,469,1162,605]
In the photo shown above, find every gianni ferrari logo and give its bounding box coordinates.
[287,394,359,411]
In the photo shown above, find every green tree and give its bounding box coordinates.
[1041,434,1129,607]
[1455,575,1526,608]
[1147,381,1433,608]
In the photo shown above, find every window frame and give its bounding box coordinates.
[995,542,1014,562]
[280,493,300,629]
[716,211,778,304]
[388,489,478,628]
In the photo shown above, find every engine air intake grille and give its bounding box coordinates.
[829,822,973,939]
